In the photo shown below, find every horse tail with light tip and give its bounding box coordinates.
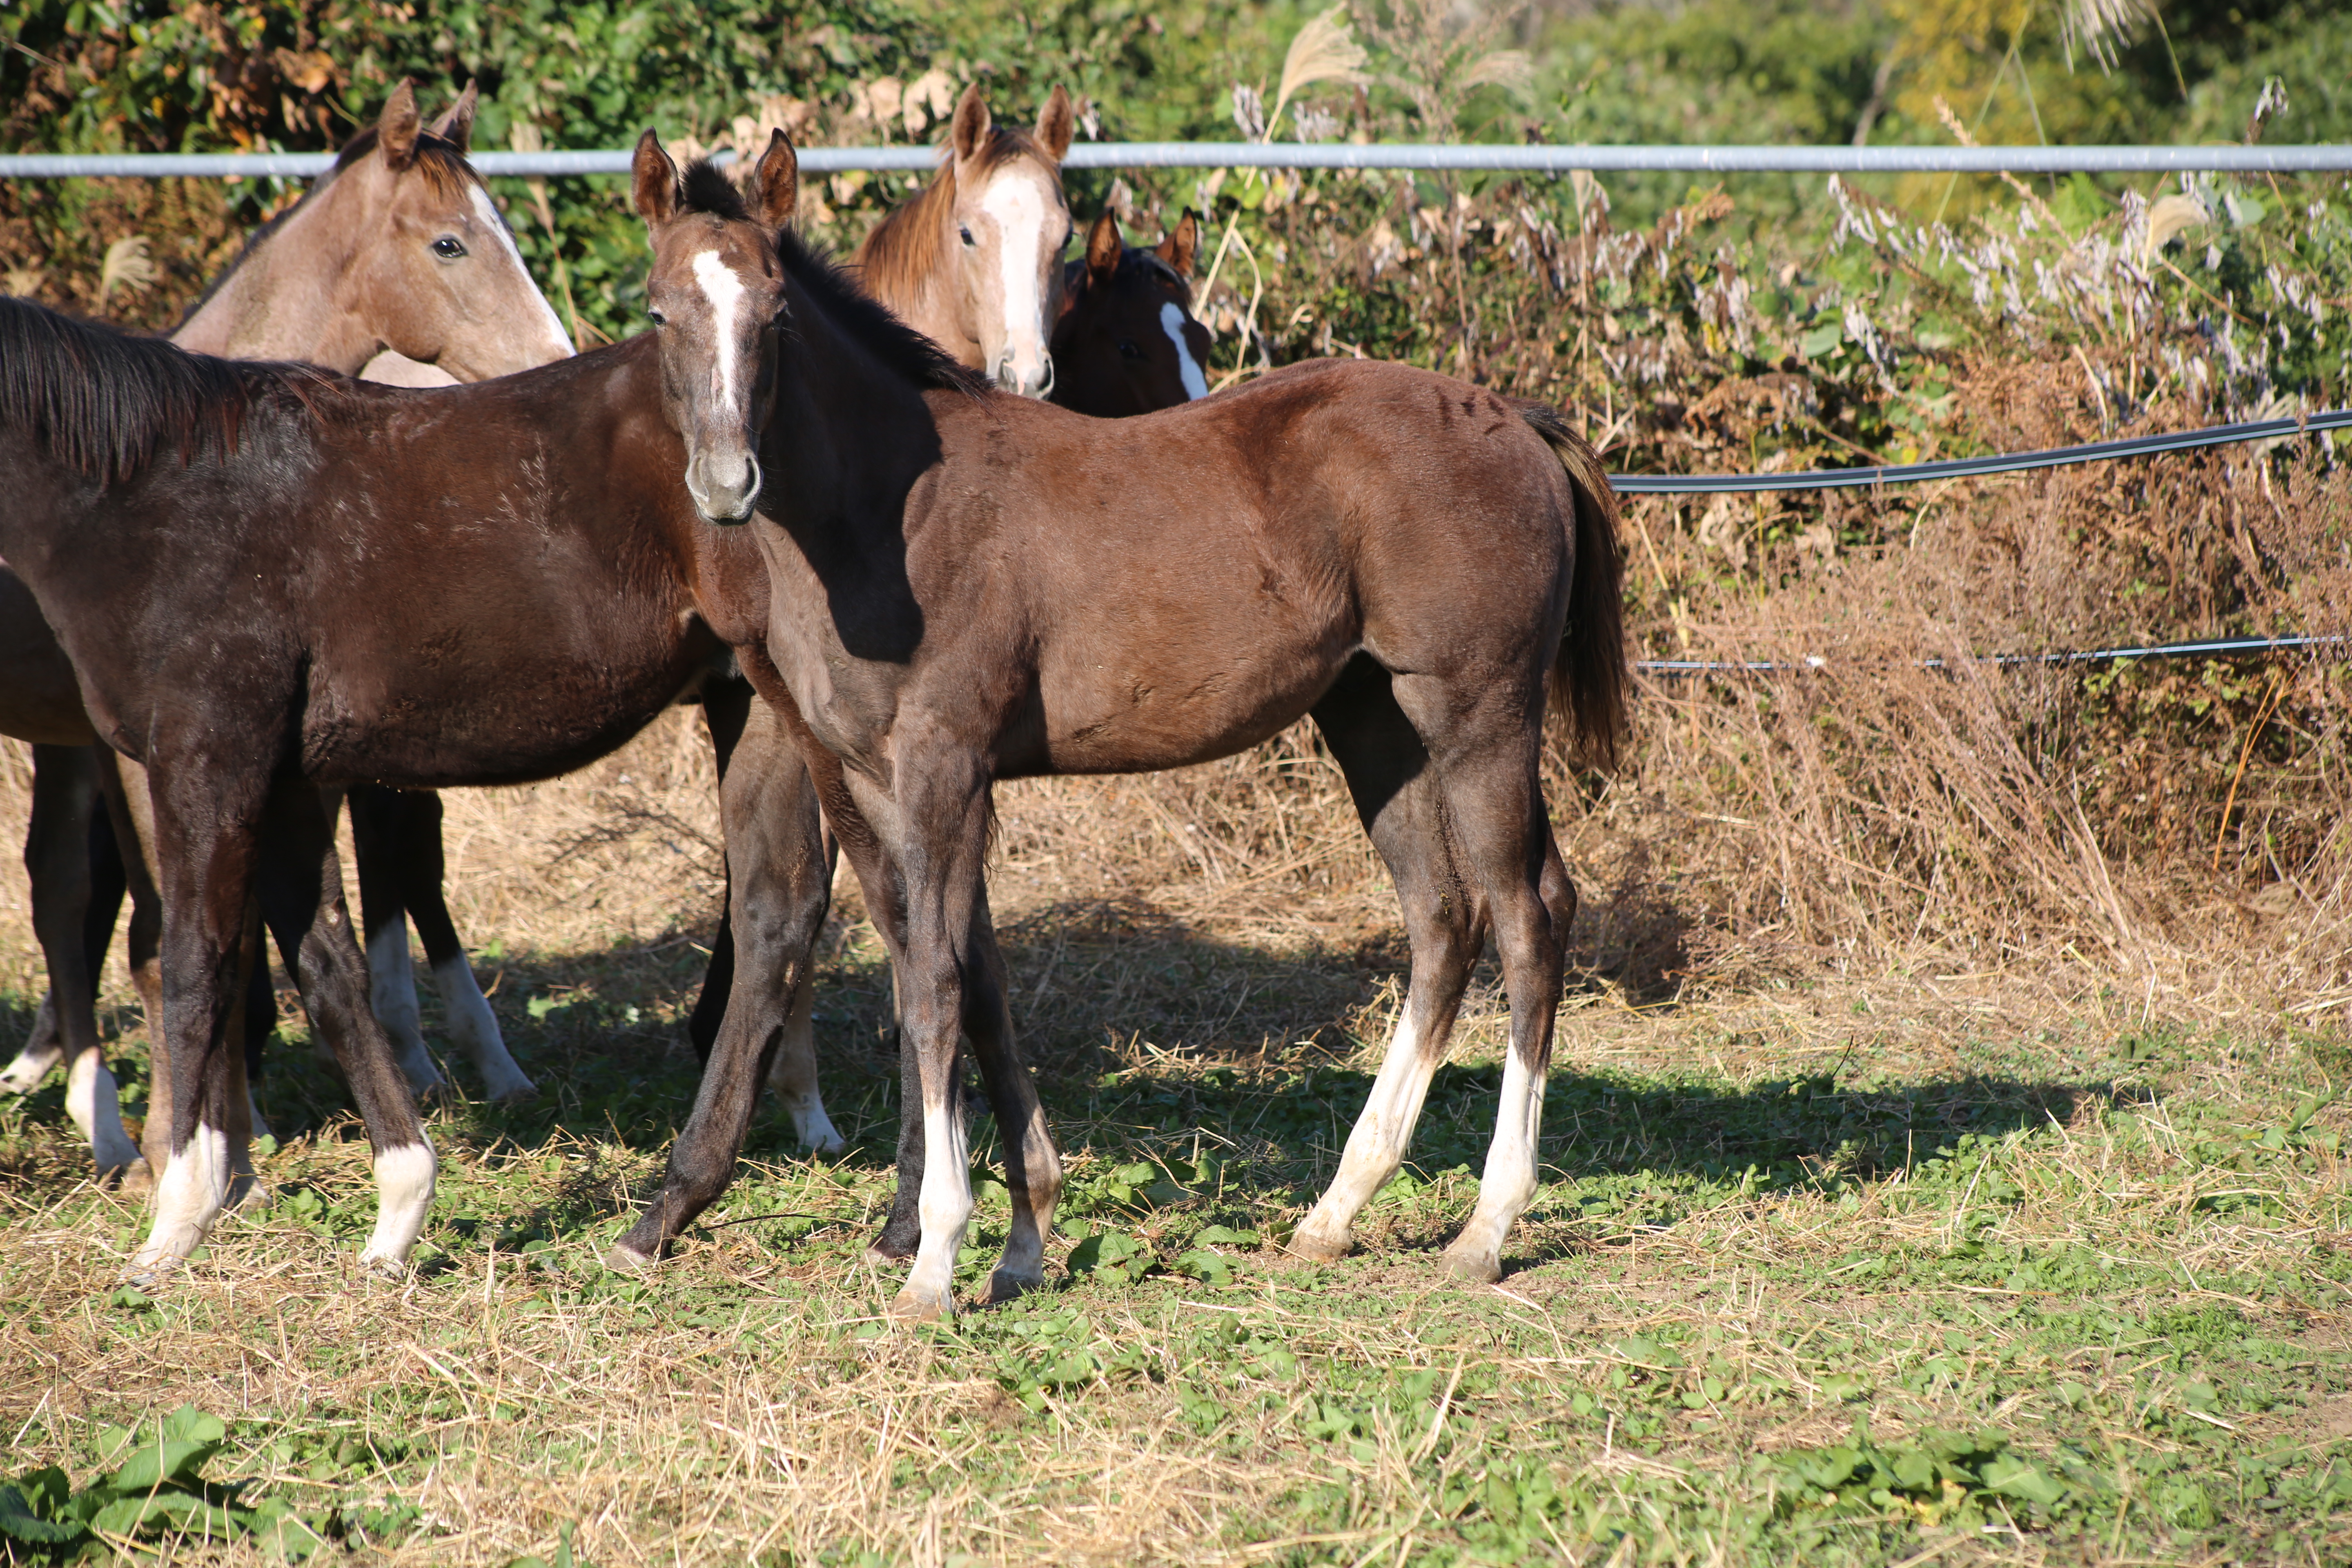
[1515,400,1630,772]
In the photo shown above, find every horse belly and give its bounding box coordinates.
[1036,634,1345,775]
[305,627,711,789]
[0,567,99,746]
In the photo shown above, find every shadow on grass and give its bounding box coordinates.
[2,901,2112,1253]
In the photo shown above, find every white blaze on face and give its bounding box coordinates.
[691,249,748,417]
[978,171,1054,388]
[1160,300,1209,400]
[470,184,574,361]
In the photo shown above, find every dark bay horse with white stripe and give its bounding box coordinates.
[1050,207,1212,417]
[0,144,836,1277]
[617,131,1626,1317]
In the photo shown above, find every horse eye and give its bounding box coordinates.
[1118,339,1145,360]
[431,236,466,260]
[648,308,667,327]
[959,225,976,247]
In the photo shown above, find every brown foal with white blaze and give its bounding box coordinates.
[852,84,1074,397]
[628,130,1627,1317]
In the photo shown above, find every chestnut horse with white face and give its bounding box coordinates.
[852,85,1074,398]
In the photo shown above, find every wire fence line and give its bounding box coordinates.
[1609,408,2352,494]
[1636,635,2347,677]
[2,141,2349,179]
[1619,410,2348,675]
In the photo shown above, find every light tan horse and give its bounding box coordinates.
[0,80,571,1184]
[175,81,572,374]
[852,85,1074,396]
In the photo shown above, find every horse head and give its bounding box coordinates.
[338,80,575,380]
[631,128,796,525]
[1050,207,1213,417]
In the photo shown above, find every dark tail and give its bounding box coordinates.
[1515,401,1629,771]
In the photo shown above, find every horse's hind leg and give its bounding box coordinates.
[254,782,435,1274]
[690,677,836,1147]
[611,701,835,1267]
[18,744,144,1182]
[1293,658,1482,1262]
[383,787,534,1102]
[348,785,443,1096]
[1430,740,1567,1285]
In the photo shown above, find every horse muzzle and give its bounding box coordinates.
[687,451,763,526]
[992,350,1055,400]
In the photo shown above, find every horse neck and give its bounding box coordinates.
[172,174,380,372]
[855,174,979,368]
[762,273,947,560]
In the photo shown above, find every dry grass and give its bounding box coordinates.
[1,410,2348,1564]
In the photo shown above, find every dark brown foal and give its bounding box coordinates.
[1050,208,1211,417]
[625,132,1626,1318]
[0,238,837,1277]
[0,82,559,1188]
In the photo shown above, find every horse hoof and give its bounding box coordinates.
[1287,1223,1352,1263]
[356,1251,409,1286]
[227,1176,274,1213]
[490,1079,539,1106]
[1440,1245,1502,1284]
[985,1268,1043,1306]
[864,1227,920,1264]
[890,1286,953,1322]
[606,1241,659,1274]
[103,1157,156,1196]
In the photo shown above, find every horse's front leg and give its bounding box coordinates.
[872,753,1000,1321]
[252,781,436,1275]
[125,755,272,1281]
[960,884,1060,1304]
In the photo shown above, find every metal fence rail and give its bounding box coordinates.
[2,142,2348,179]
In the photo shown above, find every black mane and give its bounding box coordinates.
[673,157,988,399]
[0,296,315,481]
[777,227,989,397]
[678,158,749,222]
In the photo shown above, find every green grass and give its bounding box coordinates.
[1,925,2347,1565]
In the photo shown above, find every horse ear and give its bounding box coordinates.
[750,128,799,228]
[1085,210,1122,282]
[949,83,991,165]
[377,79,422,170]
[1157,208,1202,280]
[631,129,680,230]
[1034,85,1074,163]
[428,80,479,154]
